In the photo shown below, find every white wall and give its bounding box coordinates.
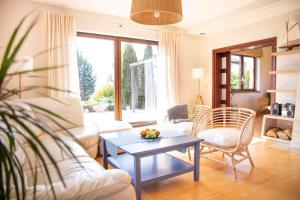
[0,0,43,98]
[232,47,272,110]
[178,34,201,104]
[196,9,300,107]
[0,0,200,102]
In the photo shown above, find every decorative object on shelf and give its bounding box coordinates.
[283,128,292,138]
[265,127,292,140]
[265,127,292,141]
[271,103,282,115]
[192,67,204,105]
[256,96,270,115]
[277,130,290,140]
[9,56,33,98]
[130,0,183,25]
[265,127,280,138]
[282,103,296,118]
[278,19,300,51]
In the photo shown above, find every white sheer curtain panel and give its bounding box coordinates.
[157,30,180,114]
[41,11,79,97]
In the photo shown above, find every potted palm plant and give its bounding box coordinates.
[0,13,81,200]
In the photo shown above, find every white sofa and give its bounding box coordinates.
[15,97,136,200]
[23,97,100,158]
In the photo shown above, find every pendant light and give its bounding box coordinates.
[130,0,183,25]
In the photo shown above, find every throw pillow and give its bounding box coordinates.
[167,104,188,121]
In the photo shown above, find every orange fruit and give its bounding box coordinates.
[140,130,146,137]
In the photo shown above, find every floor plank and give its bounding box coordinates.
[97,117,300,200]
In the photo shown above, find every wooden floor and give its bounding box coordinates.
[98,117,300,200]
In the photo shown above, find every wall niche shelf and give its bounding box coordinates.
[261,135,291,144]
[269,69,300,75]
[261,114,293,144]
[263,48,300,147]
[267,89,296,94]
[271,49,300,56]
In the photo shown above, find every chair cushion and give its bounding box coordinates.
[197,128,240,147]
[163,121,194,136]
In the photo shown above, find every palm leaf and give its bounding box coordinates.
[0,11,84,200]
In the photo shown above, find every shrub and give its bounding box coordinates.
[82,99,98,112]
[92,84,114,102]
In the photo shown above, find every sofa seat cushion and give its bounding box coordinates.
[56,122,100,148]
[24,156,132,200]
[53,122,100,158]
[197,128,240,148]
[163,121,194,136]
[84,113,133,133]
[22,138,89,171]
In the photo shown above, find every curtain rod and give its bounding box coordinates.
[75,15,160,32]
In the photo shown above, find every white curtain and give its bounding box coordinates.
[41,11,79,97]
[145,60,157,112]
[157,30,180,113]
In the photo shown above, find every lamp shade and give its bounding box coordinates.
[131,0,183,25]
[192,68,204,79]
[9,56,33,73]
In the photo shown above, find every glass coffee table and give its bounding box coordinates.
[101,130,203,200]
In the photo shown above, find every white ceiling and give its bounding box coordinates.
[29,0,300,35]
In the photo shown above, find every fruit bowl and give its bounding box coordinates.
[140,128,160,139]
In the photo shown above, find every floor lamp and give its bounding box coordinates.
[9,56,33,98]
[192,68,204,105]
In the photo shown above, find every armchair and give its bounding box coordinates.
[192,107,256,178]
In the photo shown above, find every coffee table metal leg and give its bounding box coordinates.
[103,140,108,169]
[194,142,200,181]
[133,156,141,200]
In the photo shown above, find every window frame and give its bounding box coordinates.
[230,54,257,93]
[76,32,158,120]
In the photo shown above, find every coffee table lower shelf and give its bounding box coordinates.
[107,153,194,185]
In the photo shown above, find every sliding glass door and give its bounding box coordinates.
[121,41,158,123]
[76,33,158,123]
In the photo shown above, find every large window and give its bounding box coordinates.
[231,55,256,92]
[76,33,158,123]
[76,36,115,121]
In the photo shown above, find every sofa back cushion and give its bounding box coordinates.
[24,97,84,132]
[4,100,44,144]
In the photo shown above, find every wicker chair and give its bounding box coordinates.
[164,105,210,160]
[192,107,256,178]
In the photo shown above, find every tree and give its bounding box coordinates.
[122,44,137,108]
[144,45,153,60]
[138,45,153,108]
[77,51,96,101]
